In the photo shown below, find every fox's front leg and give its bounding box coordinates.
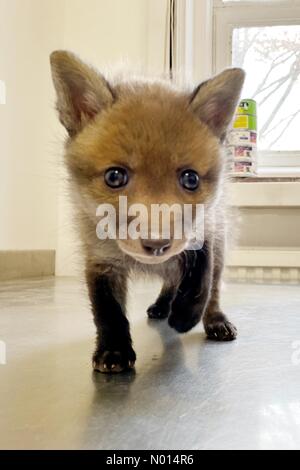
[168,243,213,333]
[203,235,237,341]
[147,284,176,320]
[86,266,136,373]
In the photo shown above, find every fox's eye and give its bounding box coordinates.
[105,167,129,188]
[179,169,200,191]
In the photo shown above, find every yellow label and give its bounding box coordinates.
[233,115,249,129]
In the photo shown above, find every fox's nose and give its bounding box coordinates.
[141,239,172,256]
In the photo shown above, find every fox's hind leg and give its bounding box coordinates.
[147,284,176,320]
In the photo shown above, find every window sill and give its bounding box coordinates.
[232,165,300,181]
[229,181,300,207]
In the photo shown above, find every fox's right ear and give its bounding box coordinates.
[50,51,114,136]
[190,68,245,141]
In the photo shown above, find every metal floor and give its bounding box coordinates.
[0,276,300,450]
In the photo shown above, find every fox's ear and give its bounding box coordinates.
[190,68,245,141]
[50,51,114,136]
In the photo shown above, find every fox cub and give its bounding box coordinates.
[50,51,244,373]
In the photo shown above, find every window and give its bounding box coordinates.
[214,0,300,174]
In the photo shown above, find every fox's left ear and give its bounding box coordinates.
[50,50,114,136]
[190,68,245,141]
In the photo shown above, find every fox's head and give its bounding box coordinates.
[50,51,244,265]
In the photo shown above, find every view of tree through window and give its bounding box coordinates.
[232,25,300,151]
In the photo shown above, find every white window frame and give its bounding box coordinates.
[213,0,300,174]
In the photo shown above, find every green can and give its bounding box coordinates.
[233,99,257,132]
[237,99,257,116]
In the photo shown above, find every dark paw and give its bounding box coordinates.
[204,315,237,341]
[93,346,136,373]
[147,302,170,320]
[168,310,200,333]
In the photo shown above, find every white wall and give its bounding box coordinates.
[56,0,152,275]
[64,0,148,69]
[0,0,65,250]
[0,0,152,275]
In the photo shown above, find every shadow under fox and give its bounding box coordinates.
[50,51,244,373]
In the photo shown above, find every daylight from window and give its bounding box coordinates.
[232,25,300,151]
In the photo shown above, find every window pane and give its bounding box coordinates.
[232,25,300,151]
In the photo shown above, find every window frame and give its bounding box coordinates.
[213,0,300,173]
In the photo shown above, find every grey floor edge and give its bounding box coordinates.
[0,276,300,450]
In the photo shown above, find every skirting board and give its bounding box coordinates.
[225,266,300,283]
[226,248,300,283]
[1,248,299,283]
[0,250,55,281]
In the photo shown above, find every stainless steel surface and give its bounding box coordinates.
[0,277,300,450]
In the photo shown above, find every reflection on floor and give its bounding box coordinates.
[0,276,300,450]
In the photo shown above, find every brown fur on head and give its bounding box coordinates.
[50,51,244,265]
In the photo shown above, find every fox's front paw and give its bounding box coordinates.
[168,302,201,333]
[147,302,170,320]
[93,346,136,373]
[204,313,237,341]
[168,312,200,333]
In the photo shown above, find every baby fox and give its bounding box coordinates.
[50,51,244,373]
